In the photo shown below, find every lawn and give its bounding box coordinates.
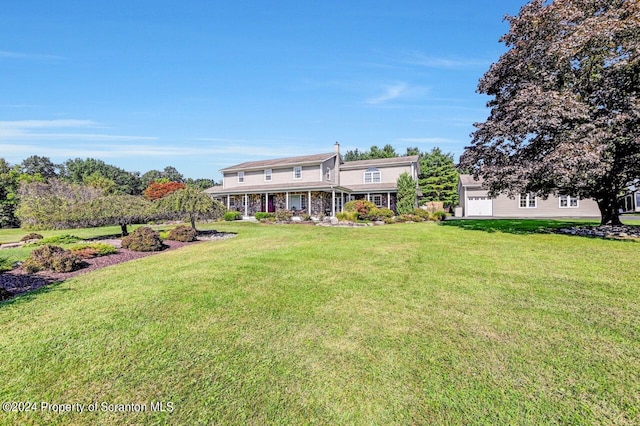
[0,221,638,425]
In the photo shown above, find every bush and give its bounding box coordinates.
[34,234,81,246]
[336,211,358,222]
[22,244,84,273]
[255,212,273,221]
[121,227,165,252]
[167,225,198,242]
[431,210,447,221]
[301,213,312,221]
[20,233,43,242]
[367,207,394,221]
[224,211,243,221]
[275,210,293,222]
[412,208,431,221]
[0,288,13,301]
[344,200,377,220]
[69,243,118,259]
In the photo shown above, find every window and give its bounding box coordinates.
[364,167,381,184]
[290,194,306,210]
[559,195,579,208]
[293,166,302,179]
[238,171,244,183]
[371,195,383,207]
[325,167,331,181]
[264,169,272,182]
[519,193,537,208]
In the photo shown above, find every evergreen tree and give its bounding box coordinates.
[419,148,459,208]
[396,172,417,214]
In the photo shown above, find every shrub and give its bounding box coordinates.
[224,211,243,221]
[167,225,198,242]
[275,210,293,222]
[69,243,118,259]
[344,200,377,220]
[367,207,394,221]
[412,208,431,221]
[0,288,13,301]
[254,212,273,221]
[301,213,312,221]
[22,244,84,273]
[121,227,165,252]
[431,210,447,221]
[20,233,43,242]
[336,211,358,222]
[34,234,81,246]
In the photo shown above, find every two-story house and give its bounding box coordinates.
[205,143,420,217]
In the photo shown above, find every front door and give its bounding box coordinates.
[262,195,276,213]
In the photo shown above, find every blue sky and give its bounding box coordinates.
[1,0,525,180]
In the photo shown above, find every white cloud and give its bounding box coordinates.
[366,83,409,105]
[0,50,63,61]
[397,137,461,145]
[403,51,491,69]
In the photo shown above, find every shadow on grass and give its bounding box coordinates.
[439,219,599,235]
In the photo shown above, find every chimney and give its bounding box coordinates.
[334,141,340,154]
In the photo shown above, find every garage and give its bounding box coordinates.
[466,196,493,216]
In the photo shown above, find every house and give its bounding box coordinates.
[620,187,640,213]
[457,174,600,218]
[205,143,419,217]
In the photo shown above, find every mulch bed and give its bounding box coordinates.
[0,232,236,301]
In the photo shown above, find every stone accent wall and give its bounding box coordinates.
[248,194,261,215]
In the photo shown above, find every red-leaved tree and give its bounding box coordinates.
[143,181,186,201]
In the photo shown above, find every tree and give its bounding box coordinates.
[344,145,399,161]
[461,0,640,225]
[62,158,143,195]
[0,159,20,228]
[185,178,216,190]
[75,195,153,236]
[419,148,459,208]
[19,155,59,180]
[143,181,186,200]
[16,180,103,229]
[156,187,226,230]
[396,172,417,214]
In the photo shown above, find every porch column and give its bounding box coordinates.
[244,194,248,217]
[227,195,231,210]
[367,193,370,202]
[308,191,312,215]
[387,192,391,209]
[341,192,345,212]
[286,192,289,210]
[265,193,269,212]
[331,189,336,217]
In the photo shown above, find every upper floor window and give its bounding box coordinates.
[264,169,272,182]
[293,166,302,180]
[238,171,245,183]
[325,167,331,181]
[364,167,381,184]
[559,195,578,208]
[519,193,537,208]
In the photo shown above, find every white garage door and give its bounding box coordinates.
[466,196,493,216]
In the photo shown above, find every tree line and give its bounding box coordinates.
[0,156,217,229]
[344,145,460,209]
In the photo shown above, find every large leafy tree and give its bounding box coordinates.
[75,195,153,236]
[419,148,459,208]
[19,155,60,180]
[62,158,143,195]
[461,0,640,225]
[344,144,399,161]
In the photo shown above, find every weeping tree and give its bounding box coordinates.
[157,187,226,231]
[74,195,154,236]
[461,0,640,225]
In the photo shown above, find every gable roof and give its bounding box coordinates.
[459,174,484,188]
[221,152,338,173]
[339,155,419,170]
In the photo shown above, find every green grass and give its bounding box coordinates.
[0,221,639,425]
